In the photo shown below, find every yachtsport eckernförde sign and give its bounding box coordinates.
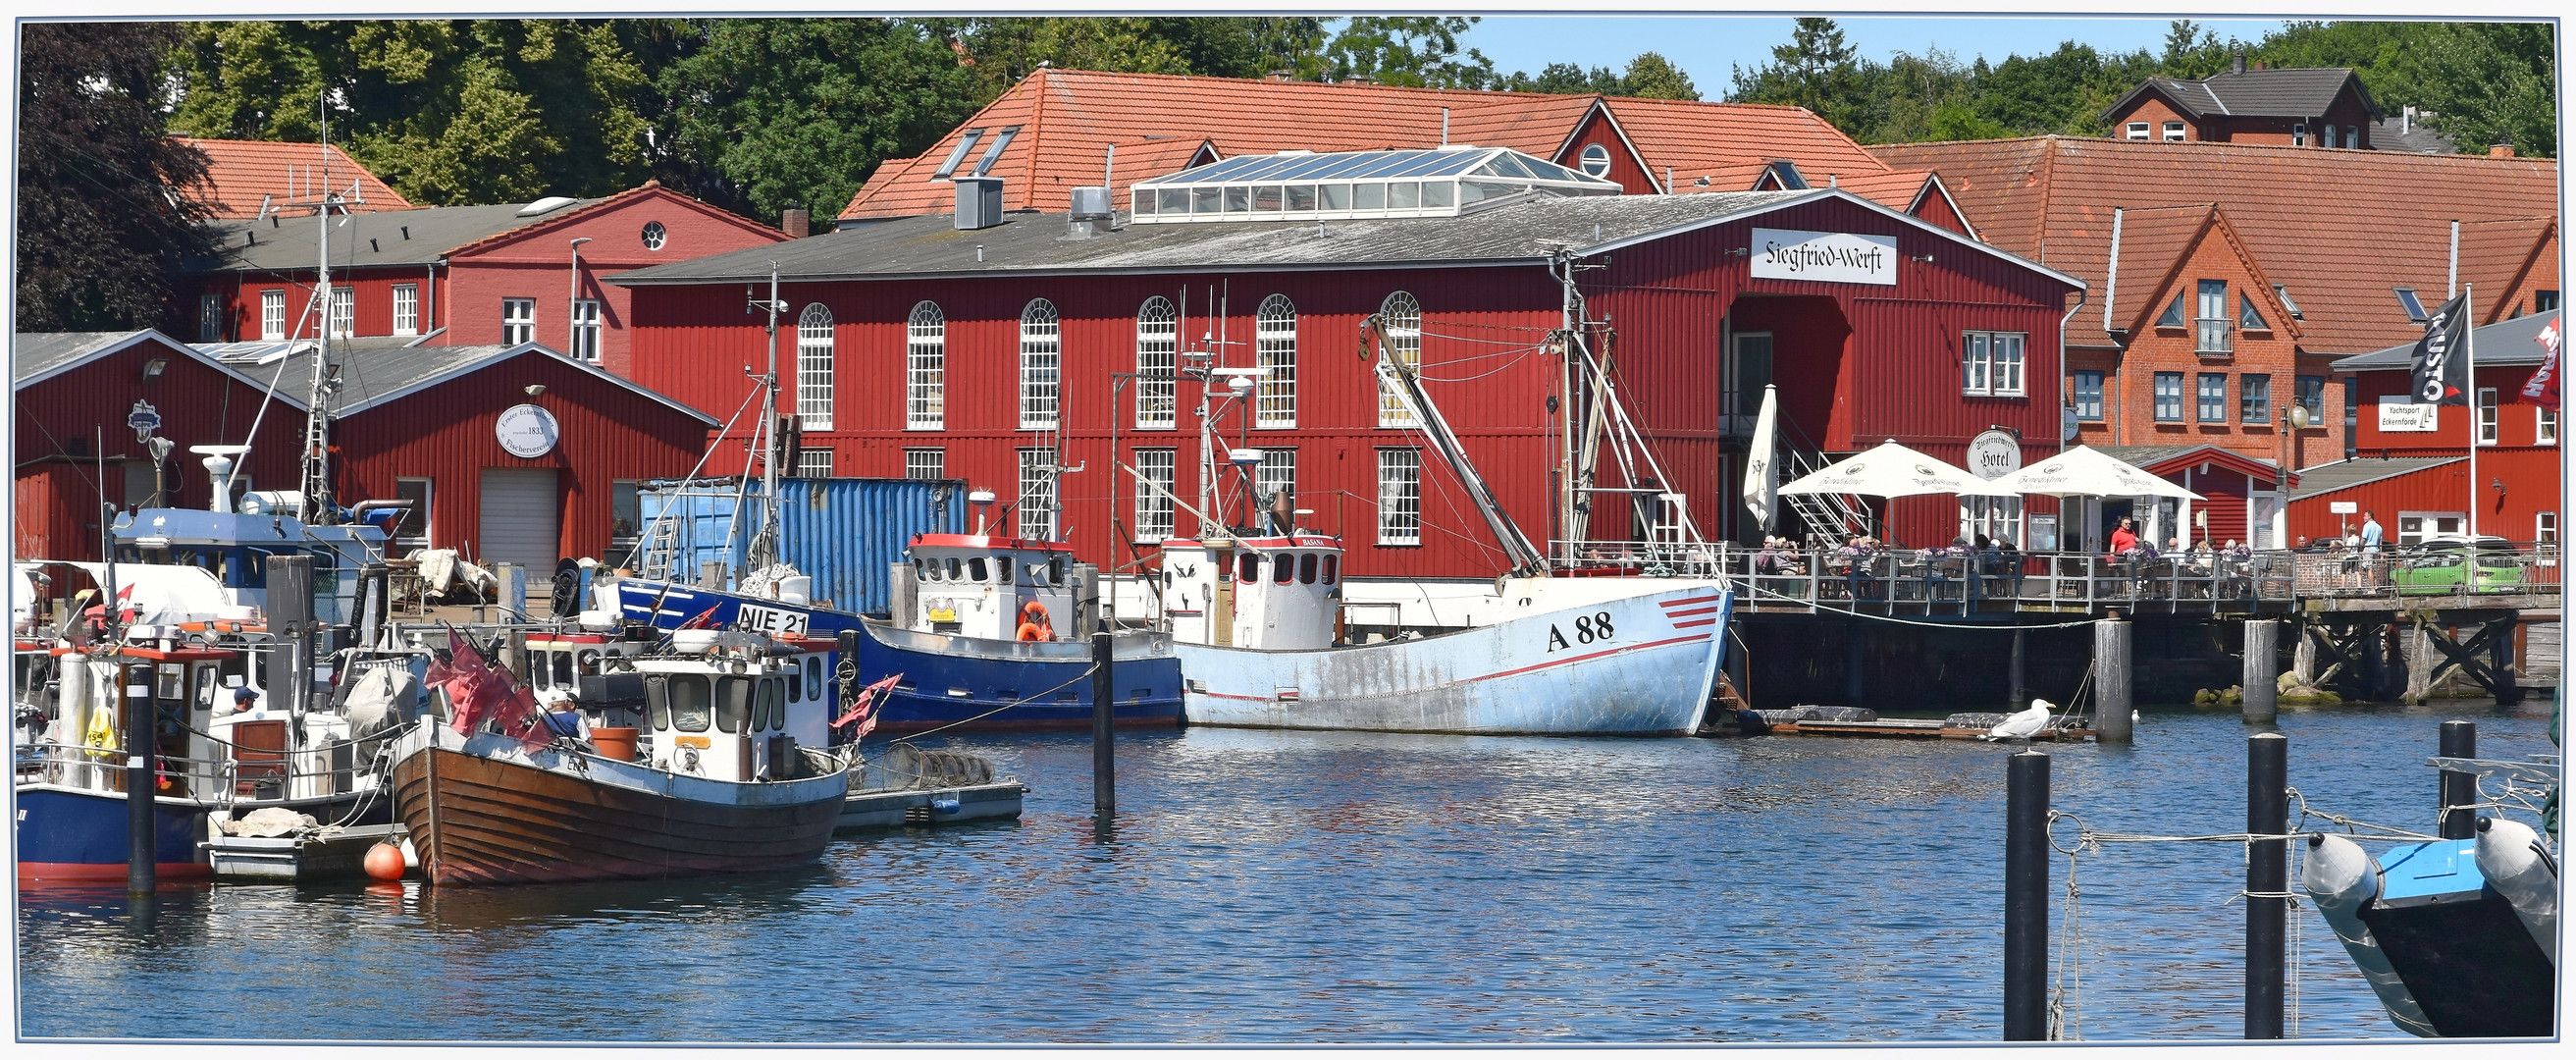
[1750,228,1899,286]
[2377,400,2440,433]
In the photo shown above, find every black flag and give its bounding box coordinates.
[2408,292,2471,406]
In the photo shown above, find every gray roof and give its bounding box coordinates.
[610,187,2084,288]
[2113,68,2373,122]
[248,342,716,425]
[2095,444,2282,473]
[13,329,301,401]
[2335,309,2562,372]
[2286,455,2464,499]
[185,199,604,273]
[2369,116,2456,154]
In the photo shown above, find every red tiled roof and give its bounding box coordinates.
[1868,135,2560,354]
[174,137,412,219]
[2456,216,2558,322]
[1817,168,1949,220]
[839,69,1896,220]
[2099,204,2215,342]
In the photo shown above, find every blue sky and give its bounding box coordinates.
[1461,15,2292,91]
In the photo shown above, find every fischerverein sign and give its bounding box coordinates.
[1750,228,1899,286]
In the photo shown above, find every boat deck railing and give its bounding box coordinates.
[1543,539,2561,616]
[16,737,383,808]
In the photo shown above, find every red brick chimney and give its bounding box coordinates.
[2490,143,2517,158]
[782,208,811,238]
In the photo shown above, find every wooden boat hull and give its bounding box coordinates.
[1180,587,1727,735]
[390,725,846,886]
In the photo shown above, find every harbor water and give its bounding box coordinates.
[15,697,2558,1043]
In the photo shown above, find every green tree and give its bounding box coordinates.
[1728,18,1866,129]
[657,19,983,222]
[1501,62,1625,95]
[1323,17,1496,88]
[1619,52,1700,100]
[2159,20,2238,80]
[17,22,222,331]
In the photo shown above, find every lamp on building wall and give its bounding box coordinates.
[140,358,168,382]
[2493,477,2506,499]
[524,384,546,398]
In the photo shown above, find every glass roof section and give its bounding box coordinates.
[1131,146,1619,224]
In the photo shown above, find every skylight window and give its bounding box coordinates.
[931,129,985,180]
[1766,161,1809,189]
[2272,284,2302,319]
[971,126,1022,178]
[1130,146,1619,225]
[2394,287,2427,322]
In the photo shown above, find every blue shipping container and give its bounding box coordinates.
[638,477,966,616]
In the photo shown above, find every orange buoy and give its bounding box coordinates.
[363,840,406,880]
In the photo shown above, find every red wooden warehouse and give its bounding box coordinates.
[613,147,2081,581]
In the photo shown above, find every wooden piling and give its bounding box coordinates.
[2010,626,2027,710]
[126,660,155,895]
[2241,619,2279,723]
[2402,619,2435,705]
[2439,719,2476,839]
[2290,622,2318,688]
[2246,732,2288,1039]
[2093,618,2132,742]
[2003,750,2050,1040]
[1091,624,1116,817]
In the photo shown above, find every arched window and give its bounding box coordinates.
[1377,292,1422,427]
[1255,293,1296,428]
[1136,296,1178,429]
[796,303,833,430]
[907,301,944,430]
[1020,298,1059,430]
[1579,143,1611,178]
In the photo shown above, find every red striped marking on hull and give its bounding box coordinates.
[1193,631,1713,700]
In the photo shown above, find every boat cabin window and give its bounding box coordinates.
[656,673,711,732]
[756,678,783,732]
[969,556,990,583]
[997,556,1014,584]
[805,656,823,694]
[787,669,802,702]
[1049,556,1068,585]
[552,652,574,688]
[1274,554,1294,584]
[715,676,753,733]
[156,663,185,702]
[1322,555,1339,585]
[944,557,962,581]
[577,649,601,675]
[1237,553,1257,583]
[1299,554,1318,584]
[193,665,219,712]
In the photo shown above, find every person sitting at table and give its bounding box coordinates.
[1753,536,1786,575]
[1771,537,1808,576]
[2220,538,2254,596]
[1995,535,2024,595]
[1835,534,1877,599]
[2108,516,2141,561]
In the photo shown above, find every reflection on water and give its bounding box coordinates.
[16,697,2556,1043]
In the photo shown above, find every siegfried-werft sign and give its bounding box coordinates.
[1750,228,1899,286]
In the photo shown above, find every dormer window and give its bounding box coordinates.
[2162,121,2185,141]
[2272,284,2303,319]
[2126,122,2150,140]
[2394,287,2428,323]
[1766,160,1809,189]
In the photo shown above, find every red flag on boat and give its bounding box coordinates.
[678,605,722,630]
[834,672,900,743]
[441,628,494,735]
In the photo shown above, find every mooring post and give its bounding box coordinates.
[2003,749,2050,1041]
[1091,621,1116,817]
[125,659,156,895]
[2401,619,2435,705]
[2241,619,2279,723]
[2245,732,2288,1039]
[2093,618,2132,742]
[2290,621,2318,688]
[2010,626,2027,710]
[2439,719,2477,839]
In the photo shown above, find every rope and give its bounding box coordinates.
[847,662,1100,751]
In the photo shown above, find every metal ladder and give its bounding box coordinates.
[1771,422,1872,542]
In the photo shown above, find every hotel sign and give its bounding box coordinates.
[2376,400,2440,433]
[1750,228,1899,286]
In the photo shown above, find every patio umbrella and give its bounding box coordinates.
[1986,446,2203,501]
[1776,440,2014,499]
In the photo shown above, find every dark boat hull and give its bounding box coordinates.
[13,784,212,882]
[390,731,845,886]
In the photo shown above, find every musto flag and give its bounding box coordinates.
[2408,292,2471,406]
[2521,313,2560,408]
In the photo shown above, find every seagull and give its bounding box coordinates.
[1985,699,2054,741]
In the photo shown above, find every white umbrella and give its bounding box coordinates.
[1778,440,2013,499]
[1987,446,2203,501]
[1742,385,1779,530]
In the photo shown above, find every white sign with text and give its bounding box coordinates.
[1750,228,1899,286]
[2376,400,2440,433]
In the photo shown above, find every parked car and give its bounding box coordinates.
[2391,535,2525,595]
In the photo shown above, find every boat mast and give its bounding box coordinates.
[299,99,339,525]
[750,267,784,570]
[1371,319,1548,574]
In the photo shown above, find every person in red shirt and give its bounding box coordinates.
[2108,516,2140,558]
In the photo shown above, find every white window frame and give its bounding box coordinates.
[1958,497,2025,549]
[1255,293,1297,428]
[501,298,535,345]
[1378,292,1422,427]
[392,284,418,336]
[2194,279,2233,354]
[394,477,434,552]
[1256,448,1296,527]
[2477,387,2498,445]
[1377,448,1422,546]
[1579,142,1612,177]
[2539,404,2557,446]
[2319,124,2337,149]
[1962,331,2025,397]
[796,302,834,429]
[1136,296,1178,430]
[1020,299,1060,430]
[2153,372,2184,421]
[1133,449,1177,542]
[907,300,945,431]
[904,448,944,481]
[2397,510,2467,546]
[1017,447,1058,540]
[2072,370,2105,420]
[2197,372,2229,424]
[2539,511,2557,545]
[328,286,354,339]
[2126,122,2150,140]
[793,449,833,479]
[2162,121,2185,141]
[570,298,603,362]
[198,292,223,342]
[260,289,286,341]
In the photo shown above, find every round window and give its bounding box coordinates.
[1579,143,1611,179]
[641,221,667,250]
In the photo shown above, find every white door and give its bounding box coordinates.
[479,468,560,611]
[2247,494,2283,550]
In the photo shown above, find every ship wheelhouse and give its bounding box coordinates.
[905,533,1083,641]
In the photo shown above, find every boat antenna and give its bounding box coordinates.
[749,265,785,570]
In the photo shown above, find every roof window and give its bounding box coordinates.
[2394,287,2427,323]
[932,129,986,181]
[1765,160,1809,189]
[2271,283,2302,319]
[971,126,1022,178]
[1130,146,1618,225]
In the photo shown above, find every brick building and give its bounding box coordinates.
[2100,58,2384,149]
